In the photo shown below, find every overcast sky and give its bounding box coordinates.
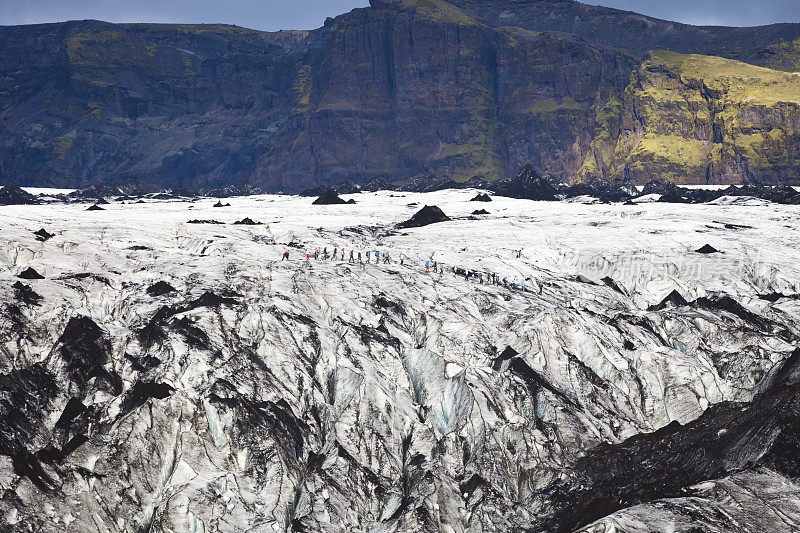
[1,0,798,30]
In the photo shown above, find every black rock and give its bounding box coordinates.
[543,379,800,532]
[299,185,332,197]
[331,179,362,195]
[361,178,395,192]
[169,186,197,198]
[13,281,42,306]
[472,209,490,215]
[565,178,636,203]
[695,244,721,254]
[0,184,39,205]
[187,219,223,224]
[200,184,265,198]
[397,205,451,228]
[641,179,690,203]
[34,229,54,241]
[493,164,559,200]
[648,289,689,311]
[17,267,44,280]
[70,182,115,201]
[313,191,349,205]
[470,193,492,202]
[459,176,492,190]
[398,174,456,193]
[233,217,262,225]
[213,201,230,207]
[146,281,176,297]
[86,204,105,211]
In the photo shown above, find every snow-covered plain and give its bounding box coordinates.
[1,190,800,532]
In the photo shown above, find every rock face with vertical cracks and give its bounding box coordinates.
[2,0,800,190]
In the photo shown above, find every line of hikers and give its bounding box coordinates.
[283,247,397,264]
[425,260,543,294]
[282,248,544,294]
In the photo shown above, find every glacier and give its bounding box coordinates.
[1,190,799,532]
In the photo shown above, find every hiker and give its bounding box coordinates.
[425,260,430,273]
[384,253,390,264]
[521,279,525,292]
[282,250,289,261]
[538,280,543,294]
[503,277,507,288]
[323,247,328,260]
[341,250,345,261]
[366,251,370,262]
[333,247,338,260]
[358,251,362,263]
[306,252,310,261]
[349,250,355,263]
[375,250,380,263]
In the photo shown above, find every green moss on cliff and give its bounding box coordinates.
[67,29,202,76]
[528,98,581,115]
[52,136,74,160]
[578,96,622,181]
[606,51,800,183]
[408,0,481,26]
[292,65,313,114]
[649,50,800,105]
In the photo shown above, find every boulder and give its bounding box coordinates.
[470,193,492,202]
[18,267,44,280]
[233,217,262,225]
[34,229,54,241]
[313,191,350,205]
[397,205,451,228]
[695,244,721,254]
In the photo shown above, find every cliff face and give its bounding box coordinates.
[582,51,800,184]
[256,2,636,190]
[0,0,799,190]
[0,21,308,189]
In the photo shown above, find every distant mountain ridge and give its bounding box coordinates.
[1,0,799,191]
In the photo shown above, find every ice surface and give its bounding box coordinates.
[1,190,799,531]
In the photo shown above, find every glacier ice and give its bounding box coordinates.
[0,190,799,531]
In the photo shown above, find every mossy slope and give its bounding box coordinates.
[591,51,800,184]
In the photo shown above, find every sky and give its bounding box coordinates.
[0,0,798,30]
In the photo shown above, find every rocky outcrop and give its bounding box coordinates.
[397,205,451,228]
[583,51,800,185]
[0,185,39,205]
[312,191,353,205]
[493,164,560,200]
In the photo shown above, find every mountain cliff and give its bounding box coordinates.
[1,0,799,190]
